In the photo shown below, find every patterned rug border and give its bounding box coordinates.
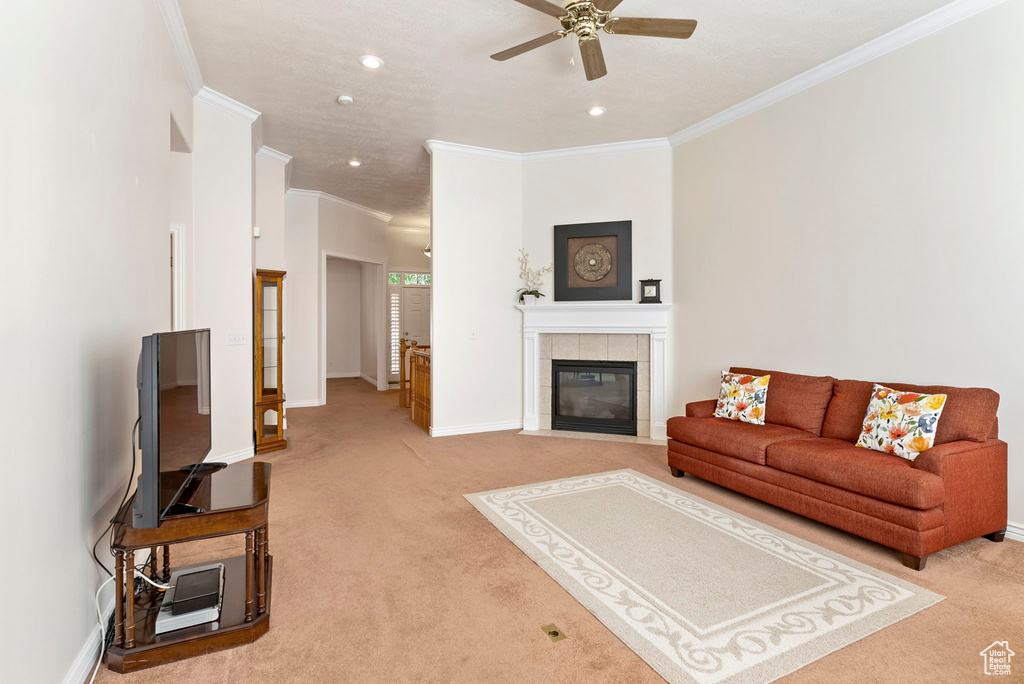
[465,469,944,684]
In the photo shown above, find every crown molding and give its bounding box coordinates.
[423,140,521,163]
[256,146,293,165]
[388,225,431,234]
[286,188,393,223]
[423,137,670,164]
[669,0,1008,147]
[195,86,261,123]
[156,0,203,96]
[522,138,670,163]
[252,116,264,154]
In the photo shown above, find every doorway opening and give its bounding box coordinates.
[387,271,432,385]
[323,255,386,402]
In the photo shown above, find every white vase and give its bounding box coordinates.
[522,294,540,305]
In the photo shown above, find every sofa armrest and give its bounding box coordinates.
[686,399,718,419]
[913,439,1007,545]
[913,439,1002,476]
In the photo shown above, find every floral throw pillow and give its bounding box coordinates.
[714,372,771,425]
[855,384,947,461]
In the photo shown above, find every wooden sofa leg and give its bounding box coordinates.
[670,467,685,478]
[983,528,1007,542]
[900,552,927,571]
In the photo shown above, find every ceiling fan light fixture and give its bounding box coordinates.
[493,0,697,81]
[587,106,606,117]
[358,55,384,69]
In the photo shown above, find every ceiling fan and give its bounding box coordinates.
[491,0,698,81]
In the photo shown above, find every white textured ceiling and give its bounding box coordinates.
[180,0,953,226]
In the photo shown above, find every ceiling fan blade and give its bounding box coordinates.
[593,0,625,11]
[607,17,698,39]
[511,0,567,18]
[579,37,607,81]
[491,32,564,61]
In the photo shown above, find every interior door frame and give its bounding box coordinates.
[170,224,186,331]
[321,250,388,403]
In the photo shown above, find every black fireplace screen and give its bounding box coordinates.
[552,360,637,436]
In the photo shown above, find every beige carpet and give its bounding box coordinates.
[97,378,1024,683]
[467,470,942,684]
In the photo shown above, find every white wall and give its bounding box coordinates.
[326,259,362,376]
[0,2,193,682]
[387,229,432,272]
[521,148,673,303]
[192,98,256,461]
[318,195,389,262]
[169,150,195,329]
[671,0,1024,523]
[284,192,320,405]
[254,153,289,271]
[429,151,524,432]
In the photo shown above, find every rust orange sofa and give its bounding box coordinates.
[667,366,1007,570]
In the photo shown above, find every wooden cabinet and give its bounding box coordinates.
[254,270,287,454]
[106,463,272,673]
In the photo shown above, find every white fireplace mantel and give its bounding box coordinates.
[517,303,672,440]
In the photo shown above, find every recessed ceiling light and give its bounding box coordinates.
[587,106,606,117]
[337,95,354,105]
[359,55,383,69]
[349,160,361,167]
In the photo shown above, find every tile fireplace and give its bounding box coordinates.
[517,303,671,441]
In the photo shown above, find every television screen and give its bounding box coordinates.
[157,330,212,477]
[134,329,212,528]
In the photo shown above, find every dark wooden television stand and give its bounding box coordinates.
[106,462,272,673]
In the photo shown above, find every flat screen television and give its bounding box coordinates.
[133,329,212,528]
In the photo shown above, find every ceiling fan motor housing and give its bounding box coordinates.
[560,1,615,41]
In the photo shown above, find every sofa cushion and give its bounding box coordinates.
[822,379,999,444]
[667,416,815,465]
[730,367,836,436]
[766,438,945,510]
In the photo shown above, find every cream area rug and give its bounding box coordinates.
[465,470,943,684]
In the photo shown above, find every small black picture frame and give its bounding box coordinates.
[639,279,662,304]
[553,220,632,302]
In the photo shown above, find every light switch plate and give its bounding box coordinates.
[226,333,247,346]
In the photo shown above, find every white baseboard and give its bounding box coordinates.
[284,399,323,409]
[430,421,523,437]
[62,596,114,684]
[1006,520,1024,543]
[360,374,377,387]
[327,371,360,379]
[211,446,254,465]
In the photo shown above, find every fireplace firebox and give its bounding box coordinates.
[551,360,638,436]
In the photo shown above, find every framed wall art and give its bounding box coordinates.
[553,221,632,302]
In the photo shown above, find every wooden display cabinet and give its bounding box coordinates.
[254,270,287,454]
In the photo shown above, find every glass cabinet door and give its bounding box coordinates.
[261,279,280,398]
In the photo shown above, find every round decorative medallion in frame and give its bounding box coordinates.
[573,243,613,282]
[553,221,632,302]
